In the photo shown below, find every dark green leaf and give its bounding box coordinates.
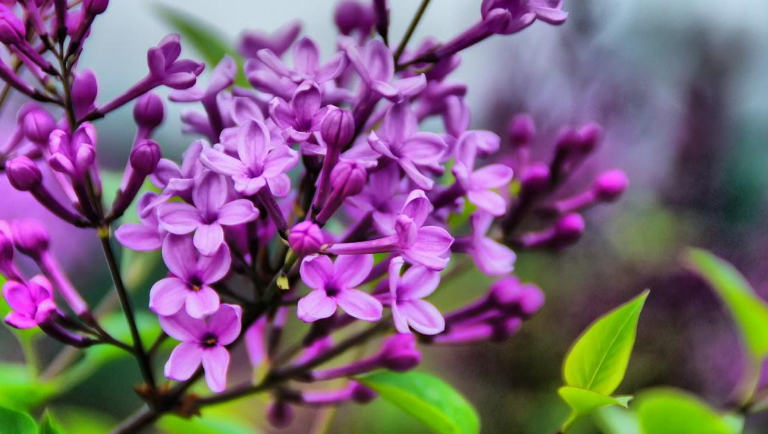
[563,291,649,395]
[359,371,480,434]
[0,405,37,434]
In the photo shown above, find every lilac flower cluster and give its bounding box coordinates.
[0,0,627,431]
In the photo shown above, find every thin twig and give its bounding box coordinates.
[393,0,432,63]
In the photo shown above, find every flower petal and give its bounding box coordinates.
[332,254,374,288]
[192,171,227,216]
[185,286,221,319]
[202,346,230,393]
[197,243,232,284]
[470,164,514,189]
[162,234,198,280]
[401,132,447,164]
[159,309,206,341]
[157,202,202,234]
[336,289,383,322]
[297,289,337,322]
[193,223,225,256]
[237,120,270,170]
[201,148,247,176]
[217,199,259,226]
[398,265,441,300]
[149,277,189,316]
[165,342,203,381]
[115,223,163,251]
[400,300,445,335]
[467,190,507,216]
[300,255,334,290]
[292,37,320,74]
[207,304,243,346]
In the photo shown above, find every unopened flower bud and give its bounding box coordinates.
[267,400,294,429]
[72,69,98,118]
[6,157,43,191]
[508,113,535,147]
[554,127,582,153]
[521,163,550,193]
[288,221,324,257]
[330,161,367,198]
[553,213,585,247]
[10,219,50,260]
[84,0,109,15]
[133,92,165,130]
[519,284,545,317]
[335,0,375,35]
[351,383,377,403]
[488,277,524,311]
[594,169,628,202]
[0,12,25,44]
[491,317,522,341]
[379,334,421,372]
[0,223,15,275]
[321,107,354,150]
[577,122,603,153]
[129,139,161,174]
[22,108,55,146]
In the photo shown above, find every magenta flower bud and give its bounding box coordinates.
[129,139,161,174]
[488,276,524,311]
[84,0,109,15]
[331,161,367,197]
[133,92,165,130]
[491,317,522,341]
[577,122,604,153]
[22,108,55,146]
[335,0,375,36]
[320,107,354,149]
[10,219,50,260]
[351,383,377,403]
[71,70,99,119]
[0,223,20,281]
[267,401,294,429]
[594,169,628,202]
[553,213,585,247]
[519,284,545,317]
[379,334,421,372]
[288,221,324,257]
[521,163,551,193]
[508,113,535,147]
[0,11,24,44]
[6,156,43,191]
[554,127,582,153]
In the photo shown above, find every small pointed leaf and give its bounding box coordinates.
[558,386,631,431]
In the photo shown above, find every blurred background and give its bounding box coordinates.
[2,0,768,433]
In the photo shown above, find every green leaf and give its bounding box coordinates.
[158,413,261,434]
[635,388,742,434]
[0,364,58,410]
[53,406,115,434]
[685,248,768,361]
[563,290,649,395]
[80,312,160,367]
[40,411,67,434]
[593,406,641,434]
[359,371,480,434]
[558,386,631,431]
[155,5,248,87]
[0,406,37,434]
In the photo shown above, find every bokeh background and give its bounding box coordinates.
[2,0,768,433]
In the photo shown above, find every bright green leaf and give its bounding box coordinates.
[158,413,261,434]
[636,388,742,434]
[359,371,480,434]
[155,5,248,87]
[0,405,37,434]
[563,290,649,395]
[558,386,631,431]
[53,406,115,434]
[593,405,641,434]
[40,411,67,434]
[685,248,768,362]
[0,364,58,410]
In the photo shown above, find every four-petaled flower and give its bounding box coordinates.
[201,120,299,197]
[384,256,445,335]
[455,211,516,276]
[298,254,382,323]
[257,36,347,85]
[158,170,259,255]
[481,0,568,35]
[150,234,231,318]
[161,303,242,393]
[368,101,447,190]
[269,81,328,142]
[453,131,514,216]
[3,275,56,329]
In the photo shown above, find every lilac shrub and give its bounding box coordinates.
[0,0,629,432]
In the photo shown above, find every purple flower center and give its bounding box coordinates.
[188,276,204,292]
[201,333,219,347]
